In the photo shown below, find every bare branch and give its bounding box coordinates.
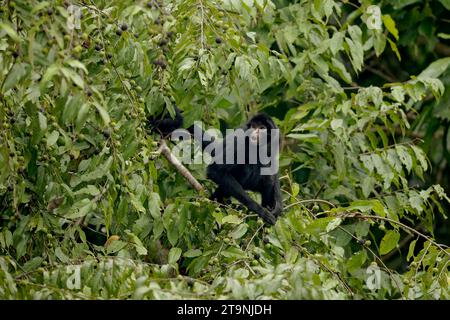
[158,140,204,192]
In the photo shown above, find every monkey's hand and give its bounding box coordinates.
[258,208,277,225]
[271,207,283,218]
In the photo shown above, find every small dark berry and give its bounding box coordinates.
[12,51,19,58]
[120,23,128,31]
[107,53,113,59]
[159,38,168,46]
[254,253,260,260]
[47,8,53,15]
[215,37,222,44]
[167,31,174,38]
[116,29,123,36]
[134,33,139,39]
[86,89,93,97]
[95,44,102,51]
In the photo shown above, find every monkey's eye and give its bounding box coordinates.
[252,124,266,130]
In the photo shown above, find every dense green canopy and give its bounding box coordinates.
[0,0,449,299]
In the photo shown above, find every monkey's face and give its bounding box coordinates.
[249,122,268,145]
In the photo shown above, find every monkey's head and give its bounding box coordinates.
[246,113,278,145]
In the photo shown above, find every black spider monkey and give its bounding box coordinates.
[149,107,283,225]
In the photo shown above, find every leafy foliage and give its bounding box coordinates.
[0,0,449,299]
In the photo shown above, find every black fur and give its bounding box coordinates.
[149,108,283,225]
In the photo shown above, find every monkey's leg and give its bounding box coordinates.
[210,187,230,204]
[261,176,283,217]
[208,170,276,225]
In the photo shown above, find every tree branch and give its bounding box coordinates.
[157,140,204,192]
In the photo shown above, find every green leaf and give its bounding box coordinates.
[148,192,161,219]
[40,64,60,90]
[437,33,450,39]
[417,57,450,79]
[66,59,88,74]
[390,0,420,10]
[347,250,367,273]
[76,103,90,130]
[391,86,405,102]
[46,130,60,147]
[221,247,246,259]
[167,222,179,246]
[438,0,450,10]
[305,217,335,235]
[168,247,182,264]
[382,15,399,40]
[0,22,20,42]
[379,230,400,255]
[326,217,342,232]
[349,199,387,217]
[70,156,113,187]
[184,249,202,258]
[411,145,428,171]
[355,221,370,238]
[407,240,417,261]
[130,194,146,213]
[345,26,364,72]
[330,58,352,84]
[61,67,85,89]
[4,230,12,248]
[396,145,413,173]
[55,247,69,263]
[106,240,127,254]
[22,257,43,272]
[2,63,30,92]
[38,112,47,131]
[92,101,111,126]
[222,215,243,224]
[73,185,100,196]
[31,1,50,13]
[65,199,93,219]
[373,32,386,57]
[230,224,248,239]
[125,230,148,255]
[387,38,401,61]
[291,183,300,197]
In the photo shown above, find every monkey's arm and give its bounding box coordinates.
[207,167,276,225]
[148,107,183,136]
[271,176,283,217]
[261,175,283,217]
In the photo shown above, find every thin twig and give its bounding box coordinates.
[340,213,450,257]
